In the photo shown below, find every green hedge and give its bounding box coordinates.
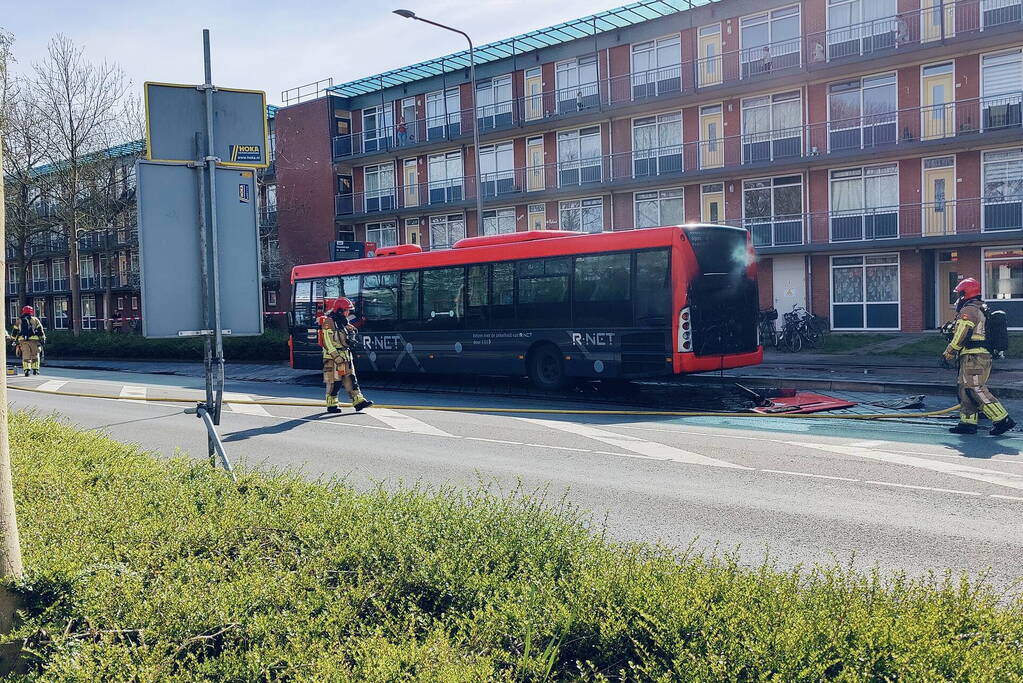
[5,414,1023,680]
[42,330,289,362]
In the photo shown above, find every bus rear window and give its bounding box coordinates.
[683,227,750,275]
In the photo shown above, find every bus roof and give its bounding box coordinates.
[292,224,743,282]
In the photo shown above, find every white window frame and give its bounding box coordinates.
[528,203,547,231]
[829,253,901,330]
[363,163,396,212]
[426,88,461,139]
[81,294,97,330]
[982,248,1023,321]
[982,147,1023,232]
[267,290,278,308]
[826,72,897,149]
[31,261,47,293]
[366,221,398,248]
[555,55,599,113]
[482,207,517,236]
[632,112,683,176]
[980,48,1022,131]
[362,104,393,148]
[739,5,802,76]
[559,197,604,233]
[826,0,899,59]
[428,150,464,203]
[51,259,67,291]
[429,213,466,250]
[475,74,513,127]
[631,35,682,96]
[740,90,803,162]
[478,142,515,197]
[52,296,68,330]
[828,163,900,241]
[557,126,602,187]
[79,256,96,290]
[634,189,684,229]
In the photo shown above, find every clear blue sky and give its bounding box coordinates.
[3,0,630,105]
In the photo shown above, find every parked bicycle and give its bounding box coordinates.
[758,307,778,348]
[777,305,830,352]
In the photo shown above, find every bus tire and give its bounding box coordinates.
[527,344,568,391]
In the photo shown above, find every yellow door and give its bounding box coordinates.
[921,0,955,41]
[699,106,723,169]
[921,64,954,140]
[528,203,547,230]
[527,136,545,191]
[403,159,419,208]
[923,159,955,236]
[525,68,543,121]
[698,25,722,87]
[405,219,421,245]
[701,184,724,223]
[937,257,960,323]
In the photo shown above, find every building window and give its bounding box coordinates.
[632,113,682,177]
[557,126,602,186]
[828,73,897,151]
[426,88,461,140]
[528,203,547,231]
[983,148,1023,232]
[366,221,398,248]
[741,91,802,163]
[631,35,682,98]
[429,214,465,250]
[739,6,801,78]
[428,151,464,204]
[131,296,138,309]
[635,189,684,229]
[559,198,604,233]
[116,296,124,310]
[50,297,67,329]
[32,298,46,326]
[479,142,515,197]
[483,208,516,235]
[743,176,803,247]
[831,253,900,329]
[984,247,1023,303]
[363,163,395,213]
[31,261,47,293]
[476,75,513,132]
[266,290,278,308]
[7,301,17,325]
[982,0,1023,28]
[361,105,393,153]
[81,294,97,330]
[79,257,97,290]
[830,164,899,241]
[555,55,599,113]
[6,264,19,295]
[826,0,898,61]
[981,49,1022,130]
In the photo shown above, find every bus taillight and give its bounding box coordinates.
[678,307,692,353]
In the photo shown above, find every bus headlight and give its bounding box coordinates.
[678,307,692,352]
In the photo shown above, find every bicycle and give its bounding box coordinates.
[777,309,804,352]
[757,308,778,348]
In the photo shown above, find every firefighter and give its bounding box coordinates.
[14,305,45,377]
[319,297,373,414]
[943,278,1015,436]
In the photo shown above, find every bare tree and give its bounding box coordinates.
[31,35,127,335]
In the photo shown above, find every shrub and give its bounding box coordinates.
[43,330,289,362]
[5,414,1023,680]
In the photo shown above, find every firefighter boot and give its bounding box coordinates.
[325,394,341,414]
[949,413,978,434]
[353,392,373,412]
[987,403,1016,436]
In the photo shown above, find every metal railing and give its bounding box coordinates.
[260,204,278,227]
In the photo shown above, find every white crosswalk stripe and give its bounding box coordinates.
[222,392,272,417]
[789,441,1023,492]
[520,418,750,470]
[37,380,68,393]
[119,385,147,400]
[367,407,453,437]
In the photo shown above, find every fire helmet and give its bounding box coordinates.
[953,278,981,302]
[324,297,355,314]
[21,306,34,315]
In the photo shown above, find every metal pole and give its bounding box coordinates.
[202,29,226,426]
[467,41,484,235]
[194,136,215,465]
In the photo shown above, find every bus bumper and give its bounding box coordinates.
[675,347,763,374]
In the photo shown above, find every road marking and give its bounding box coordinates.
[521,418,750,470]
[119,385,147,400]
[991,494,1023,502]
[864,480,982,496]
[525,444,591,452]
[759,468,858,482]
[464,437,522,445]
[368,407,454,437]
[789,441,1023,492]
[223,392,272,417]
[37,380,68,393]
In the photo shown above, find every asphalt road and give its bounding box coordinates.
[9,367,1023,592]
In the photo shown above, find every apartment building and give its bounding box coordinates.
[274,0,1023,331]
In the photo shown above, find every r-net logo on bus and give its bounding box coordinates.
[361,334,405,351]
[570,332,617,347]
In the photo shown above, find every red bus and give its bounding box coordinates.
[290,225,762,389]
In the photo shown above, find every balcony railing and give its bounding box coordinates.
[260,204,278,227]
[330,0,1020,161]
[335,94,1021,217]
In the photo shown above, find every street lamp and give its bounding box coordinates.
[393,9,485,239]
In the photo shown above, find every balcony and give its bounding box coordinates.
[746,216,806,248]
[260,204,278,228]
[330,0,1020,163]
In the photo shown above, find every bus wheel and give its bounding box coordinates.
[528,344,567,391]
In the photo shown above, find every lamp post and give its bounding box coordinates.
[394,9,485,239]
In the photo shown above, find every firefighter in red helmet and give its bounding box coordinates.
[318,297,373,414]
[14,305,45,377]
[943,277,1014,436]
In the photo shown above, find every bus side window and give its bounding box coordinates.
[362,273,398,332]
[517,257,570,328]
[466,265,489,328]
[422,267,465,330]
[400,271,421,329]
[293,280,314,328]
[311,278,326,324]
[324,276,342,299]
[634,249,670,327]
[574,253,631,327]
[490,262,515,328]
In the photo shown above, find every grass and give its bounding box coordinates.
[891,334,1023,358]
[4,413,1023,680]
[814,334,898,354]
[43,330,289,362]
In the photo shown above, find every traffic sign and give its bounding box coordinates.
[136,160,263,338]
[144,82,269,168]
[332,241,378,261]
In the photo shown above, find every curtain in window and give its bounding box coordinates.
[636,197,659,228]
[832,266,863,302]
[774,98,801,134]
[831,178,862,212]
[865,264,898,301]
